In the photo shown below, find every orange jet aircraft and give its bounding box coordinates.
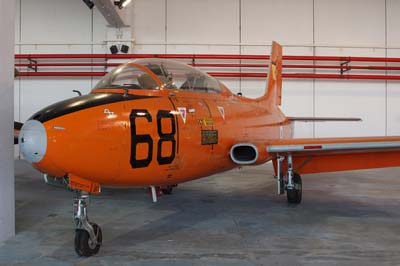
[16,42,400,256]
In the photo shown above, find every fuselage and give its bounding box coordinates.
[19,59,292,189]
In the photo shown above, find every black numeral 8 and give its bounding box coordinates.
[130,109,176,168]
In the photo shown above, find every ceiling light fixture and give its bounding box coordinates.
[114,0,132,9]
[121,0,132,8]
[82,0,95,9]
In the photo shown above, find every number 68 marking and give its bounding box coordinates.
[129,109,176,168]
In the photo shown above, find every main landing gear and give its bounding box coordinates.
[276,154,302,204]
[73,191,102,256]
[148,184,178,202]
[161,185,175,195]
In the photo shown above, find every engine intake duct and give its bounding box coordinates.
[230,143,259,165]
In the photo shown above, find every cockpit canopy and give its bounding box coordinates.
[94,59,222,94]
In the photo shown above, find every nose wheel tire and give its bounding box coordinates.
[286,173,302,204]
[74,222,102,257]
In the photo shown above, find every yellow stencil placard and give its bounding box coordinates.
[271,62,277,81]
[198,117,214,127]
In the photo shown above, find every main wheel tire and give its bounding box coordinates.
[74,223,102,257]
[286,173,302,204]
[161,185,173,195]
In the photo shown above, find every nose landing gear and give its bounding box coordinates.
[73,191,102,256]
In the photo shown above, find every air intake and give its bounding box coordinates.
[230,143,259,165]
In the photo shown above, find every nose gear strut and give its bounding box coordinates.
[73,191,102,256]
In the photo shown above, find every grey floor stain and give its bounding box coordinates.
[1,160,400,265]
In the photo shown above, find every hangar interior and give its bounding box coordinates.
[13,0,400,138]
[2,0,400,265]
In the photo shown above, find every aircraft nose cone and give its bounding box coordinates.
[19,120,47,163]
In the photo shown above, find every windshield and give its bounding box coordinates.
[94,64,160,90]
[137,59,222,93]
[94,59,221,93]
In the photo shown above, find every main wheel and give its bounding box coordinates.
[74,223,102,257]
[161,185,174,195]
[286,173,302,204]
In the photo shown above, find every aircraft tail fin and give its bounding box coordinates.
[256,41,282,106]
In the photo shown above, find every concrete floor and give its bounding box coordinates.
[1,161,400,266]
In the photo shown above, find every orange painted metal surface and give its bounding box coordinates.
[69,174,101,194]
[293,151,400,174]
[27,42,400,193]
[35,83,291,188]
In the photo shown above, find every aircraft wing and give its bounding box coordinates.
[267,136,400,174]
[287,117,361,122]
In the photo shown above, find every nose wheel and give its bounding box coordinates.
[73,191,102,256]
[75,222,102,256]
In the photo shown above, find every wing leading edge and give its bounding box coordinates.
[287,117,361,122]
[267,136,400,174]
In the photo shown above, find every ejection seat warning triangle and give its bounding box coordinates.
[218,106,225,120]
[177,107,187,124]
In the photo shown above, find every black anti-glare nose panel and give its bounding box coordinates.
[30,93,158,123]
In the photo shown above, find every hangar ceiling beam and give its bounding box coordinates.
[92,0,127,28]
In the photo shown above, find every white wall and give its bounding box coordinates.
[15,0,400,138]
[15,0,107,123]
[1,0,15,242]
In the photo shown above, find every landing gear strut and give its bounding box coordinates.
[73,191,102,256]
[276,154,303,204]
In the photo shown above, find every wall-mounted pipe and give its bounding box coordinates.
[18,72,107,77]
[210,73,400,80]
[17,71,400,80]
[15,63,121,67]
[15,62,400,72]
[15,53,400,81]
[15,53,400,63]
